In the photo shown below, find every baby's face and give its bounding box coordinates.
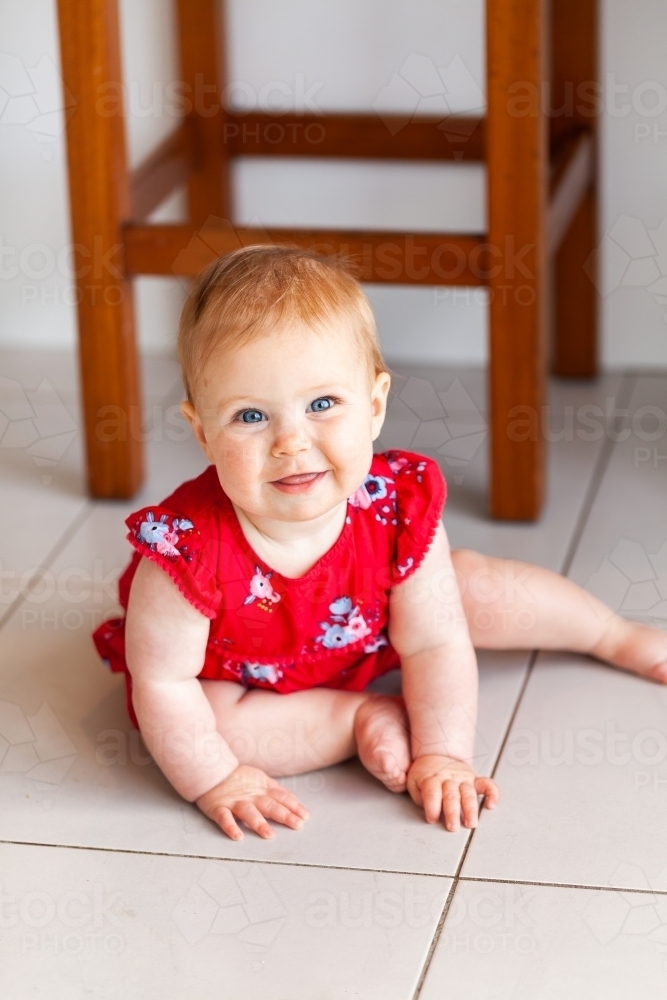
[182,321,391,522]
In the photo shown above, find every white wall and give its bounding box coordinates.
[0,0,666,369]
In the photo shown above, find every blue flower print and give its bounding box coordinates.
[129,509,198,563]
[137,511,183,559]
[242,661,282,684]
[363,474,390,501]
[319,623,357,649]
[348,474,393,511]
[315,595,372,648]
[329,596,353,617]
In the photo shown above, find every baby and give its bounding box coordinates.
[94,245,667,842]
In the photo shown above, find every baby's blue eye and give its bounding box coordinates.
[309,397,334,412]
[239,409,264,423]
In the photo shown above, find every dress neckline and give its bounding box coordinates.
[210,467,357,584]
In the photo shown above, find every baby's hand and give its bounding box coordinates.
[196,765,310,840]
[406,754,499,831]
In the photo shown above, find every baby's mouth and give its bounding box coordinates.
[271,471,326,492]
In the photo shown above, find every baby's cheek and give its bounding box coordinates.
[327,421,374,485]
[213,437,261,488]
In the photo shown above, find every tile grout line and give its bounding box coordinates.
[1,837,662,897]
[0,501,95,633]
[487,650,539,785]
[558,371,637,578]
[0,836,452,878]
[457,874,666,895]
[411,825,479,999]
[411,646,539,998]
[411,372,635,997]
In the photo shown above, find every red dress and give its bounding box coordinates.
[93,449,447,730]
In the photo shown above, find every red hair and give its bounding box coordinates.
[178,244,386,401]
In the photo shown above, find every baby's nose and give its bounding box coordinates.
[271,423,311,456]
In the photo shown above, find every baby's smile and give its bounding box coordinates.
[270,470,328,493]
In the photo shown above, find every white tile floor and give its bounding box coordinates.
[1,352,667,998]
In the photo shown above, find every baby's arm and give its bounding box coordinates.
[125,557,308,839]
[389,521,499,830]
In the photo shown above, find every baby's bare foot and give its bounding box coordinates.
[591,615,667,683]
[354,695,412,793]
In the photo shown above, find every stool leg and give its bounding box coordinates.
[57,0,143,498]
[551,0,598,377]
[176,0,230,222]
[487,0,549,519]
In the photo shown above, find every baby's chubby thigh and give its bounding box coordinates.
[199,677,371,778]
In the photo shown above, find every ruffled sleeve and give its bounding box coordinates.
[125,503,222,618]
[384,450,447,585]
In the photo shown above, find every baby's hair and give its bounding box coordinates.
[178,244,386,402]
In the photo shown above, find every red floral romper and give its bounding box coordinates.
[93,449,447,730]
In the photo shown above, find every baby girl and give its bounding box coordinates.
[94,245,667,842]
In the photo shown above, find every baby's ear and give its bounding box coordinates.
[370,371,391,441]
[180,401,213,460]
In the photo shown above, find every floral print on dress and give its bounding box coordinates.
[395,556,414,577]
[134,511,195,560]
[243,566,281,608]
[315,595,372,649]
[363,632,389,654]
[241,661,282,685]
[347,473,398,527]
[386,450,428,484]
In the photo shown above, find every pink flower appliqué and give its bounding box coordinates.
[135,511,194,560]
[244,566,281,606]
[348,484,373,509]
[387,456,409,475]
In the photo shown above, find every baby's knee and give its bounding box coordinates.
[451,547,489,582]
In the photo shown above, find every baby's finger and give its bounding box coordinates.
[213,805,244,841]
[459,781,479,828]
[421,776,443,824]
[235,802,275,839]
[258,796,305,830]
[441,779,462,832]
[268,785,310,819]
[475,776,500,808]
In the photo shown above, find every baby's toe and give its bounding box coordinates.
[644,660,667,684]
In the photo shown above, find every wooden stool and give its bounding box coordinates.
[56,0,597,519]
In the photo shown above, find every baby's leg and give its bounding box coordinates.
[201,680,412,790]
[451,549,667,681]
